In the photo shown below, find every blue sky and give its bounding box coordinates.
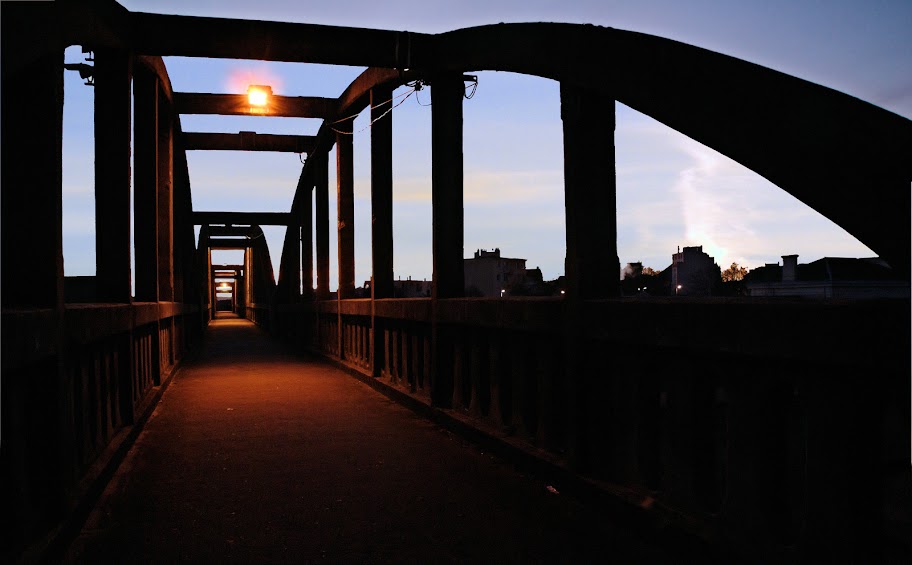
[61,1,912,289]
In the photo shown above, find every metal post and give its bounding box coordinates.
[371,85,395,299]
[315,153,330,300]
[299,168,314,300]
[336,122,355,298]
[133,64,159,302]
[94,48,133,303]
[560,83,619,299]
[429,73,465,406]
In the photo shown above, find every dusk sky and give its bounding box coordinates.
[61,1,912,290]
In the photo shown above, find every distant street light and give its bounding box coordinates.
[676,284,682,295]
[500,289,505,298]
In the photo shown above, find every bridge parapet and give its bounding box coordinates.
[264,296,909,562]
[1,301,203,558]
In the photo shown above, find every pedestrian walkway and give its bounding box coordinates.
[65,315,670,564]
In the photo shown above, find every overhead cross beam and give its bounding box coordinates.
[208,238,253,249]
[174,93,337,119]
[193,211,292,226]
[207,225,258,237]
[183,132,316,153]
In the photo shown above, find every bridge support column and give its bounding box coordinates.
[244,247,252,318]
[94,47,136,430]
[336,121,355,299]
[431,74,465,301]
[315,152,330,300]
[94,48,133,303]
[133,64,159,302]
[560,83,619,298]
[207,247,214,319]
[560,83,619,472]
[299,168,314,300]
[236,273,246,317]
[158,94,175,302]
[1,48,64,308]
[371,85,395,377]
[430,73,465,406]
[371,85,395,298]
[0,37,70,546]
[282,202,301,302]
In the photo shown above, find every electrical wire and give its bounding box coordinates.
[330,88,416,135]
[415,87,431,107]
[326,75,476,136]
[464,79,478,99]
[330,88,416,127]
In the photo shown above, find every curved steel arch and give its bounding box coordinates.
[49,3,910,273]
[419,23,912,274]
[298,23,910,273]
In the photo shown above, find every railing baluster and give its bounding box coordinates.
[487,333,504,427]
[452,337,466,410]
[536,339,554,449]
[468,337,483,418]
[509,335,528,437]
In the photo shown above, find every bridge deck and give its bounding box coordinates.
[65,315,669,564]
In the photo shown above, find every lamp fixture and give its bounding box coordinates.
[64,62,94,86]
[247,84,272,114]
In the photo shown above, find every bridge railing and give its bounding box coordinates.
[266,295,909,561]
[247,302,271,331]
[1,302,203,554]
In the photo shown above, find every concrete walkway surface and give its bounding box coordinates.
[64,315,671,564]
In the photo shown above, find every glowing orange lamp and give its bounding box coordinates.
[247,84,272,114]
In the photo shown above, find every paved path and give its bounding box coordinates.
[65,315,670,564]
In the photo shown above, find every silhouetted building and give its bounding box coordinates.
[620,262,664,295]
[507,266,557,296]
[670,245,722,296]
[746,254,909,298]
[363,277,431,297]
[464,248,529,297]
[395,277,431,298]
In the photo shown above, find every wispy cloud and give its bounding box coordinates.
[672,139,739,263]
[669,136,873,269]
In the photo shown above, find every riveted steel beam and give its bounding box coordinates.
[183,132,316,153]
[174,93,337,119]
[193,211,292,226]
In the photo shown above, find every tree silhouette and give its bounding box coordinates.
[721,262,748,282]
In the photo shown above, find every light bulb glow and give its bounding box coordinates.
[247,84,272,108]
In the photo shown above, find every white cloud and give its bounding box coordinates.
[668,135,873,270]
